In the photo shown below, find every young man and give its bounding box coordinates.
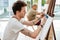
[27,4,46,25]
[27,4,40,21]
[3,1,44,40]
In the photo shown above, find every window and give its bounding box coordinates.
[0,0,60,20]
[0,0,17,20]
[0,0,9,18]
[54,0,60,20]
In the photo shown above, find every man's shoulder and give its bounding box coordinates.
[8,18,18,25]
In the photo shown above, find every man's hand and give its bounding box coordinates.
[36,13,45,19]
[39,13,45,18]
[41,13,45,18]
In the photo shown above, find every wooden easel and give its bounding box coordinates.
[45,0,56,40]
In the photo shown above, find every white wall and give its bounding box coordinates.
[56,0,60,4]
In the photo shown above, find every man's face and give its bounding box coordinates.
[18,7,26,18]
[32,5,37,10]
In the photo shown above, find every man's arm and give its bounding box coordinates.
[20,25,42,39]
[22,17,40,26]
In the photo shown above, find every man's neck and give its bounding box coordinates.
[32,8,36,11]
[12,15,21,21]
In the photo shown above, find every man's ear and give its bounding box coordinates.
[16,11,19,13]
[16,11,18,14]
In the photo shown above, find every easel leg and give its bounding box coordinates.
[45,23,56,40]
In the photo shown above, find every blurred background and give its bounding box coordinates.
[0,0,60,40]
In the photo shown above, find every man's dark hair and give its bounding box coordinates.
[12,1,27,15]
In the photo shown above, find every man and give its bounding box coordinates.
[27,4,40,21]
[27,4,46,25]
[3,1,44,40]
